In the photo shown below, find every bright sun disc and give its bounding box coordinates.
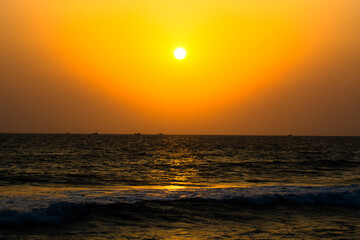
[174,48,186,60]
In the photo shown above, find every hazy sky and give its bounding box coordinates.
[1,0,359,135]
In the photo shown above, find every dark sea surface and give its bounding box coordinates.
[0,134,359,239]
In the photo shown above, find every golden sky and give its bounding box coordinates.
[0,0,359,135]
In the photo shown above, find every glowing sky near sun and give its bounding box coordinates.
[0,0,359,135]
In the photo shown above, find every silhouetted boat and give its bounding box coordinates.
[134,133,141,135]
[92,132,98,135]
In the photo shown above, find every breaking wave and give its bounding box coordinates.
[0,185,359,226]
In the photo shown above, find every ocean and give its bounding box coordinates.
[0,134,359,239]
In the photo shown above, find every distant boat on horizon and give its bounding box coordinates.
[134,132,141,135]
[92,132,98,135]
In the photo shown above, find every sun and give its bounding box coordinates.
[174,48,186,60]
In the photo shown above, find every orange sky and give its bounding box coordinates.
[0,0,359,135]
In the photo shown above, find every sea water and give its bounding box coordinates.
[0,134,359,239]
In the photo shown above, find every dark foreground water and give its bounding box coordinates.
[0,134,359,239]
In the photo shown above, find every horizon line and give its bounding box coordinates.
[0,132,359,137]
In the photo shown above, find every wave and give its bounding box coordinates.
[0,202,90,226]
[0,185,359,226]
